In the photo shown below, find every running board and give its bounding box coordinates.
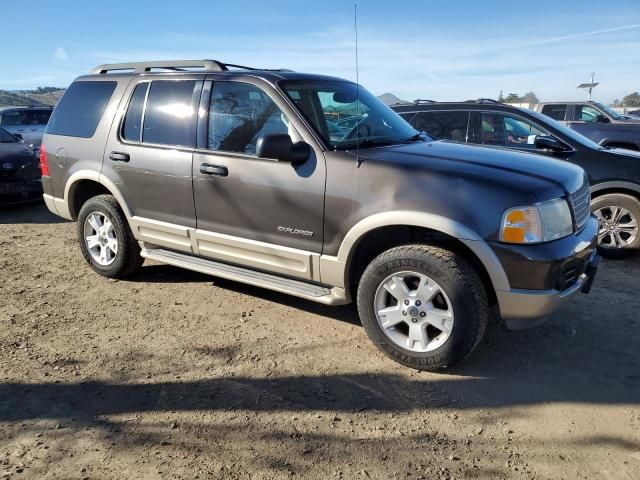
[140,248,348,305]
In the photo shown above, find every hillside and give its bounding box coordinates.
[0,88,65,107]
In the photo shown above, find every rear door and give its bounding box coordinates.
[101,77,202,239]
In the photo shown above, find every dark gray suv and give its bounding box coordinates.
[40,60,599,370]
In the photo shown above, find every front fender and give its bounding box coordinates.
[319,210,511,292]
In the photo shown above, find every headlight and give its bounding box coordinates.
[500,198,573,244]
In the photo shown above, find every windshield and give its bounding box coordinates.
[0,127,18,143]
[281,80,422,150]
[524,109,605,149]
[593,102,624,120]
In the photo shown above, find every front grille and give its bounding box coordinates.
[569,178,591,229]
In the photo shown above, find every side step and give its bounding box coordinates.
[140,248,348,305]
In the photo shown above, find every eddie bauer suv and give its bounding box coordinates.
[40,60,600,371]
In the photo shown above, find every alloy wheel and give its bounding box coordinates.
[83,212,118,266]
[594,206,639,250]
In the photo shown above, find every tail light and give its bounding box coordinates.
[39,144,49,176]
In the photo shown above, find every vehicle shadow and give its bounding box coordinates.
[0,201,68,224]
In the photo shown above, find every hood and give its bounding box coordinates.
[0,142,38,171]
[358,140,585,201]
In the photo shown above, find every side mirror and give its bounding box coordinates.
[534,135,568,152]
[596,115,610,124]
[256,134,310,165]
[13,133,23,141]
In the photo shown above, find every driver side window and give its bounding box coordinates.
[480,112,547,149]
[208,82,293,155]
[577,105,601,123]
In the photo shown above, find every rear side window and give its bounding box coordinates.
[47,81,116,138]
[122,83,149,142]
[143,80,196,147]
[0,111,23,127]
[409,111,469,141]
[23,110,52,126]
[541,104,567,121]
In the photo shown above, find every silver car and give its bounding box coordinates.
[0,106,53,147]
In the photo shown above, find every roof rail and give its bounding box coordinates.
[475,98,501,104]
[413,99,436,104]
[91,60,229,74]
[90,60,293,75]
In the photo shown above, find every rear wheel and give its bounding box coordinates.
[77,195,143,278]
[356,244,489,371]
[592,193,640,259]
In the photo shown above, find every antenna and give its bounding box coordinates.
[354,2,362,166]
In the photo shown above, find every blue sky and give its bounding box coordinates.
[1,0,639,103]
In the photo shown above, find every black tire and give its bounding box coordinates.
[356,244,489,371]
[591,193,640,259]
[77,194,143,278]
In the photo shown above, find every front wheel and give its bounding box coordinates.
[592,193,640,259]
[356,244,489,371]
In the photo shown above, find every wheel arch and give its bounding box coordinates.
[320,211,510,302]
[591,181,640,202]
[64,171,133,220]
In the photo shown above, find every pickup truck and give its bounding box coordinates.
[529,101,640,151]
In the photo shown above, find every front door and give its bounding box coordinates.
[192,80,326,279]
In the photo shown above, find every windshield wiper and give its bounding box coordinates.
[403,131,430,142]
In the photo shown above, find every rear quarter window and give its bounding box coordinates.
[541,104,567,121]
[46,81,117,138]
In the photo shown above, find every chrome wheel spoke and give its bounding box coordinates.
[407,323,429,350]
[377,305,405,329]
[426,307,453,334]
[382,276,410,302]
[414,276,440,304]
[86,235,100,249]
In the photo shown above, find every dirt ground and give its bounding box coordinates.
[0,203,638,480]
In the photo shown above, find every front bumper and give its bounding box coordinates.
[492,216,600,329]
[0,179,43,204]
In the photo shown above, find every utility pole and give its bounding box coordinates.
[577,73,599,101]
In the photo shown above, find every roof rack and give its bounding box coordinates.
[90,59,293,75]
[474,98,502,104]
[413,99,436,104]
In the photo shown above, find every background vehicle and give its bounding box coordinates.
[0,106,53,147]
[527,101,640,151]
[40,60,598,371]
[0,126,42,204]
[393,100,640,258]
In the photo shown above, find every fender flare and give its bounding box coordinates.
[62,170,133,219]
[591,181,640,197]
[320,211,511,292]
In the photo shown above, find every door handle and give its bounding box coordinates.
[109,151,130,162]
[200,163,228,177]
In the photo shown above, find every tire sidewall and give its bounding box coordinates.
[357,248,483,369]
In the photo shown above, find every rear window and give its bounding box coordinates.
[47,81,116,138]
[541,104,567,121]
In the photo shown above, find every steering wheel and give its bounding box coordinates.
[342,118,371,140]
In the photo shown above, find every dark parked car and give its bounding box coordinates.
[392,100,640,258]
[0,127,42,204]
[530,101,640,151]
[41,60,598,370]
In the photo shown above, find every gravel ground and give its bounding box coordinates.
[0,202,638,480]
